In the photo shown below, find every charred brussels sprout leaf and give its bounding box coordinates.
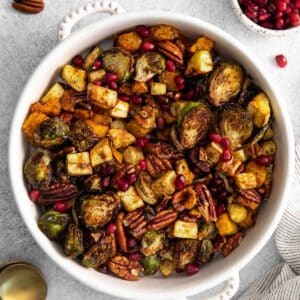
[78,194,119,230]
[102,47,134,83]
[64,223,84,258]
[173,239,199,269]
[141,230,166,256]
[38,210,69,240]
[198,222,217,241]
[209,62,244,107]
[177,102,201,127]
[198,239,214,264]
[24,150,52,190]
[135,52,166,82]
[219,105,253,149]
[141,255,161,275]
[33,118,69,149]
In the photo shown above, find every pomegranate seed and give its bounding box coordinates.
[93,80,103,86]
[261,21,274,28]
[107,166,115,175]
[142,41,155,51]
[248,2,259,11]
[289,11,300,26]
[53,202,70,213]
[131,95,143,105]
[127,238,138,248]
[295,0,300,9]
[106,223,117,234]
[184,89,195,100]
[258,8,271,20]
[118,94,130,102]
[139,160,147,170]
[175,268,184,273]
[105,72,118,82]
[221,150,232,162]
[128,252,142,262]
[72,55,83,67]
[245,8,258,19]
[127,173,137,184]
[220,137,230,149]
[174,75,185,91]
[276,1,287,12]
[275,54,288,68]
[92,59,101,70]
[175,175,186,191]
[29,189,40,203]
[185,263,200,276]
[98,265,109,274]
[216,204,226,217]
[160,103,170,112]
[136,25,150,37]
[209,132,222,143]
[166,60,176,71]
[102,176,111,188]
[156,116,165,130]
[218,190,228,200]
[275,11,284,18]
[256,155,269,166]
[275,17,285,28]
[100,164,108,176]
[108,80,118,90]
[136,137,149,148]
[267,155,274,163]
[117,178,130,192]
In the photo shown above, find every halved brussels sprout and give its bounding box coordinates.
[135,172,157,205]
[141,255,161,275]
[198,239,214,264]
[64,223,84,258]
[33,118,69,149]
[198,222,217,241]
[38,210,69,240]
[102,47,134,83]
[24,150,52,190]
[219,105,253,149]
[135,52,166,83]
[173,239,199,269]
[78,194,120,230]
[141,230,166,256]
[208,62,244,107]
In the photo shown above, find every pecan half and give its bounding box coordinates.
[212,235,226,253]
[146,154,172,178]
[157,41,184,65]
[12,0,44,14]
[156,195,172,213]
[123,210,148,239]
[108,256,144,281]
[172,187,198,212]
[236,189,261,210]
[51,146,76,160]
[145,141,183,160]
[116,212,127,253]
[147,210,177,230]
[39,183,78,204]
[179,212,199,223]
[222,232,245,257]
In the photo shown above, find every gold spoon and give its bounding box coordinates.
[0,261,47,300]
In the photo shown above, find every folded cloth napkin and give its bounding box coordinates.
[239,145,300,300]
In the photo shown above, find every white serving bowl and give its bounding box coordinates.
[8,1,295,299]
[231,0,300,36]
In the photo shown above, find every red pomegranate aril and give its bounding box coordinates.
[276,1,287,12]
[160,103,170,112]
[136,25,150,37]
[185,263,200,276]
[295,0,300,9]
[156,116,166,130]
[136,137,149,148]
[72,55,83,67]
[260,21,274,28]
[93,80,103,86]
[245,8,258,19]
[139,160,147,170]
[289,11,300,26]
[248,2,259,11]
[142,41,155,51]
[127,173,137,185]
[117,178,130,192]
[276,18,285,28]
[105,72,118,82]
[258,8,271,21]
[102,176,111,188]
[256,155,269,166]
[53,202,70,213]
[98,265,108,274]
[174,76,185,91]
[175,175,186,191]
[166,60,176,71]
[118,94,130,102]
[108,80,118,90]
[184,89,195,100]
[216,204,226,217]
[275,54,288,68]
[92,59,101,70]
[129,252,142,262]
[220,137,230,149]
[107,166,115,175]
[127,238,138,248]
[131,95,143,105]
[106,223,117,234]
[275,11,284,19]
[209,132,222,143]
[218,190,228,200]
[221,150,232,162]
[29,189,40,203]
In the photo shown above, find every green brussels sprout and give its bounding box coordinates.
[209,62,244,107]
[173,239,199,269]
[198,239,214,264]
[69,120,99,152]
[33,118,69,149]
[78,194,120,230]
[64,223,84,258]
[24,150,52,190]
[198,222,217,241]
[38,210,69,240]
[141,230,166,256]
[260,140,276,156]
[135,52,166,82]
[81,235,114,268]
[102,47,134,83]
[141,255,161,275]
[219,105,253,149]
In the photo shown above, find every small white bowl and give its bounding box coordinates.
[231,0,300,36]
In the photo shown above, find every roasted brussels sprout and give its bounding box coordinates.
[219,105,253,149]
[208,62,244,107]
[159,259,175,277]
[102,47,134,83]
[78,194,120,230]
[198,239,214,264]
[69,120,99,152]
[141,230,166,256]
[33,118,69,149]
[24,150,52,190]
[141,255,161,275]
[135,52,166,82]
[82,235,115,268]
[135,172,156,205]
[38,210,69,240]
[198,222,217,241]
[64,223,84,258]
[173,239,199,269]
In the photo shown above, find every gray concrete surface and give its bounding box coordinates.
[0,0,299,299]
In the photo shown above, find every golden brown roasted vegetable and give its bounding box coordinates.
[90,138,113,167]
[189,36,215,53]
[116,32,142,53]
[216,213,238,236]
[87,83,118,109]
[227,203,247,223]
[116,186,144,212]
[149,24,179,41]
[62,65,87,92]
[185,50,213,76]
[83,46,101,71]
[108,128,136,149]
